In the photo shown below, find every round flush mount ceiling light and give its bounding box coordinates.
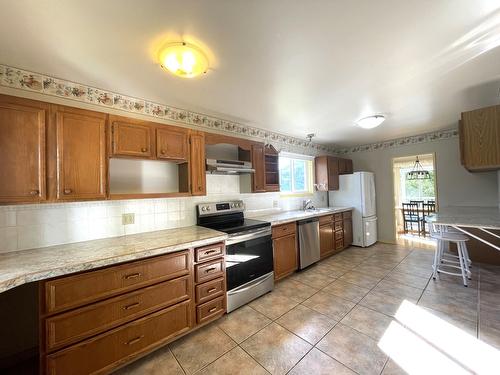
[356,115,385,129]
[158,42,209,78]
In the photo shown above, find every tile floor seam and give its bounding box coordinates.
[233,344,273,375]
[168,345,188,375]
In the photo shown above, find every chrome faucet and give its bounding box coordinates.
[302,199,314,211]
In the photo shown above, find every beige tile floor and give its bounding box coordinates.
[116,242,500,375]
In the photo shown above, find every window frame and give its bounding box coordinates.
[278,153,314,197]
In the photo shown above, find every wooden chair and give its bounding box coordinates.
[402,202,425,236]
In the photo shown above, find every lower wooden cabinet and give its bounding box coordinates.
[319,221,335,259]
[272,223,298,280]
[40,243,226,375]
[46,301,191,375]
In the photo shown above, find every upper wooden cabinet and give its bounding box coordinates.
[251,144,266,193]
[315,156,353,191]
[460,105,500,171]
[264,144,280,192]
[189,131,206,196]
[54,106,107,200]
[0,95,48,204]
[338,158,353,175]
[156,127,188,161]
[110,116,153,158]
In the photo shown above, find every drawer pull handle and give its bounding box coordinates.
[209,307,217,313]
[123,302,141,310]
[30,190,39,196]
[207,287,217,293]
[141,148,148,152]
[125,335,144,346]
[124,272,142,280]
[204,249,218,255]
[205,267,216,273]
[63,189,72,195]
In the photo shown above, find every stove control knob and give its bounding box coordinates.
[206,206,211,211]
[238,202,243,208]
[231,203,235,208]
[201,206,206,212]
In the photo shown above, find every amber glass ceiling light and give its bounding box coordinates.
[159,42,209,78]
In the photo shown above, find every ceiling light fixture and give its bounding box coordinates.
[158,42,209,78]
[356,115,385,129]
[406,156,431,180]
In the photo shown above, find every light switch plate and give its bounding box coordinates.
[122,213,135,225]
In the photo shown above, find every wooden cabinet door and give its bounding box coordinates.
[343,218,353,247]
[319,223,334,258]
[338,158,353,175]
[0,97,47,203]
[55,107,107,200]
[111,117,153,158]
[461,105,500,171]
[156,127,188,161]
[189,132,206,195]
[252,143,266,192]
[273,234,297,280]
[327,157,339,190]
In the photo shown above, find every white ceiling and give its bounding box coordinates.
[1,0,500,146]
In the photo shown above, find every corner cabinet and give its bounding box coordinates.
[460,105,500,171]
[53,106,107,200]
[189,131,206,196]
[0,95,48,204]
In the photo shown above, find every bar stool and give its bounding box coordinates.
[439,227,472,270]
[430,224,471,286]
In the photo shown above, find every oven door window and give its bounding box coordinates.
[226,235,273,291]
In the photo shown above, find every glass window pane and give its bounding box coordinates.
[292,160,306,191]
[279,157,292,192]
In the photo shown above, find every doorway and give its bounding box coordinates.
[392,154,437,246]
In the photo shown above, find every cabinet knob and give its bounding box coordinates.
[141,148,147,152]
[160,149,166,154]
[63,189,72,195]
[30,190,39,196]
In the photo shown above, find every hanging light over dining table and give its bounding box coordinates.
[406,156,431,180]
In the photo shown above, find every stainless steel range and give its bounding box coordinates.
[196,200,274,312]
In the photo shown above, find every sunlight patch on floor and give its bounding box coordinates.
[378,300,500,375]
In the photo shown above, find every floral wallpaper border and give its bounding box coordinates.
[0,64,335,156]
[335,128,459,155]
[0,63,458,156]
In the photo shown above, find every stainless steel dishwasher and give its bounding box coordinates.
[298,217,320,269]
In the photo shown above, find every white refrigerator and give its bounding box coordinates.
[329,172,377,247]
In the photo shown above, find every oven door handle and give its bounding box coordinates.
[226,228,272,246]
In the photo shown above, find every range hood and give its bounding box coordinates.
[206,159,255,174]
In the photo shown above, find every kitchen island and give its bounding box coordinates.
[427,206,500,264]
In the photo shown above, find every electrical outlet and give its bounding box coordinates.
[122,213,135,225]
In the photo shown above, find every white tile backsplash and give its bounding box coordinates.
[0,177,327,253]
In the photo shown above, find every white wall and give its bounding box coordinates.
[338,137,499,243]
[0,174,327,253]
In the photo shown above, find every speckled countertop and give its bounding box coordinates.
[0,226,227,293]
[253,206,353,226]
[426,206,500,230]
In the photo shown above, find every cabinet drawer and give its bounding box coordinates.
[195,242,224,263]
[196,296,225,325]
[342,210,352,219]
[335,229,344,239]
[272,222,296,238]
[334,220,343,230]
[319,215,333,225]
[195,259,224,284]
[43,251,190,314]
[195,278,225,305]
[334,213,343,222]
[46,300,191,375]
[45,275,191,352]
